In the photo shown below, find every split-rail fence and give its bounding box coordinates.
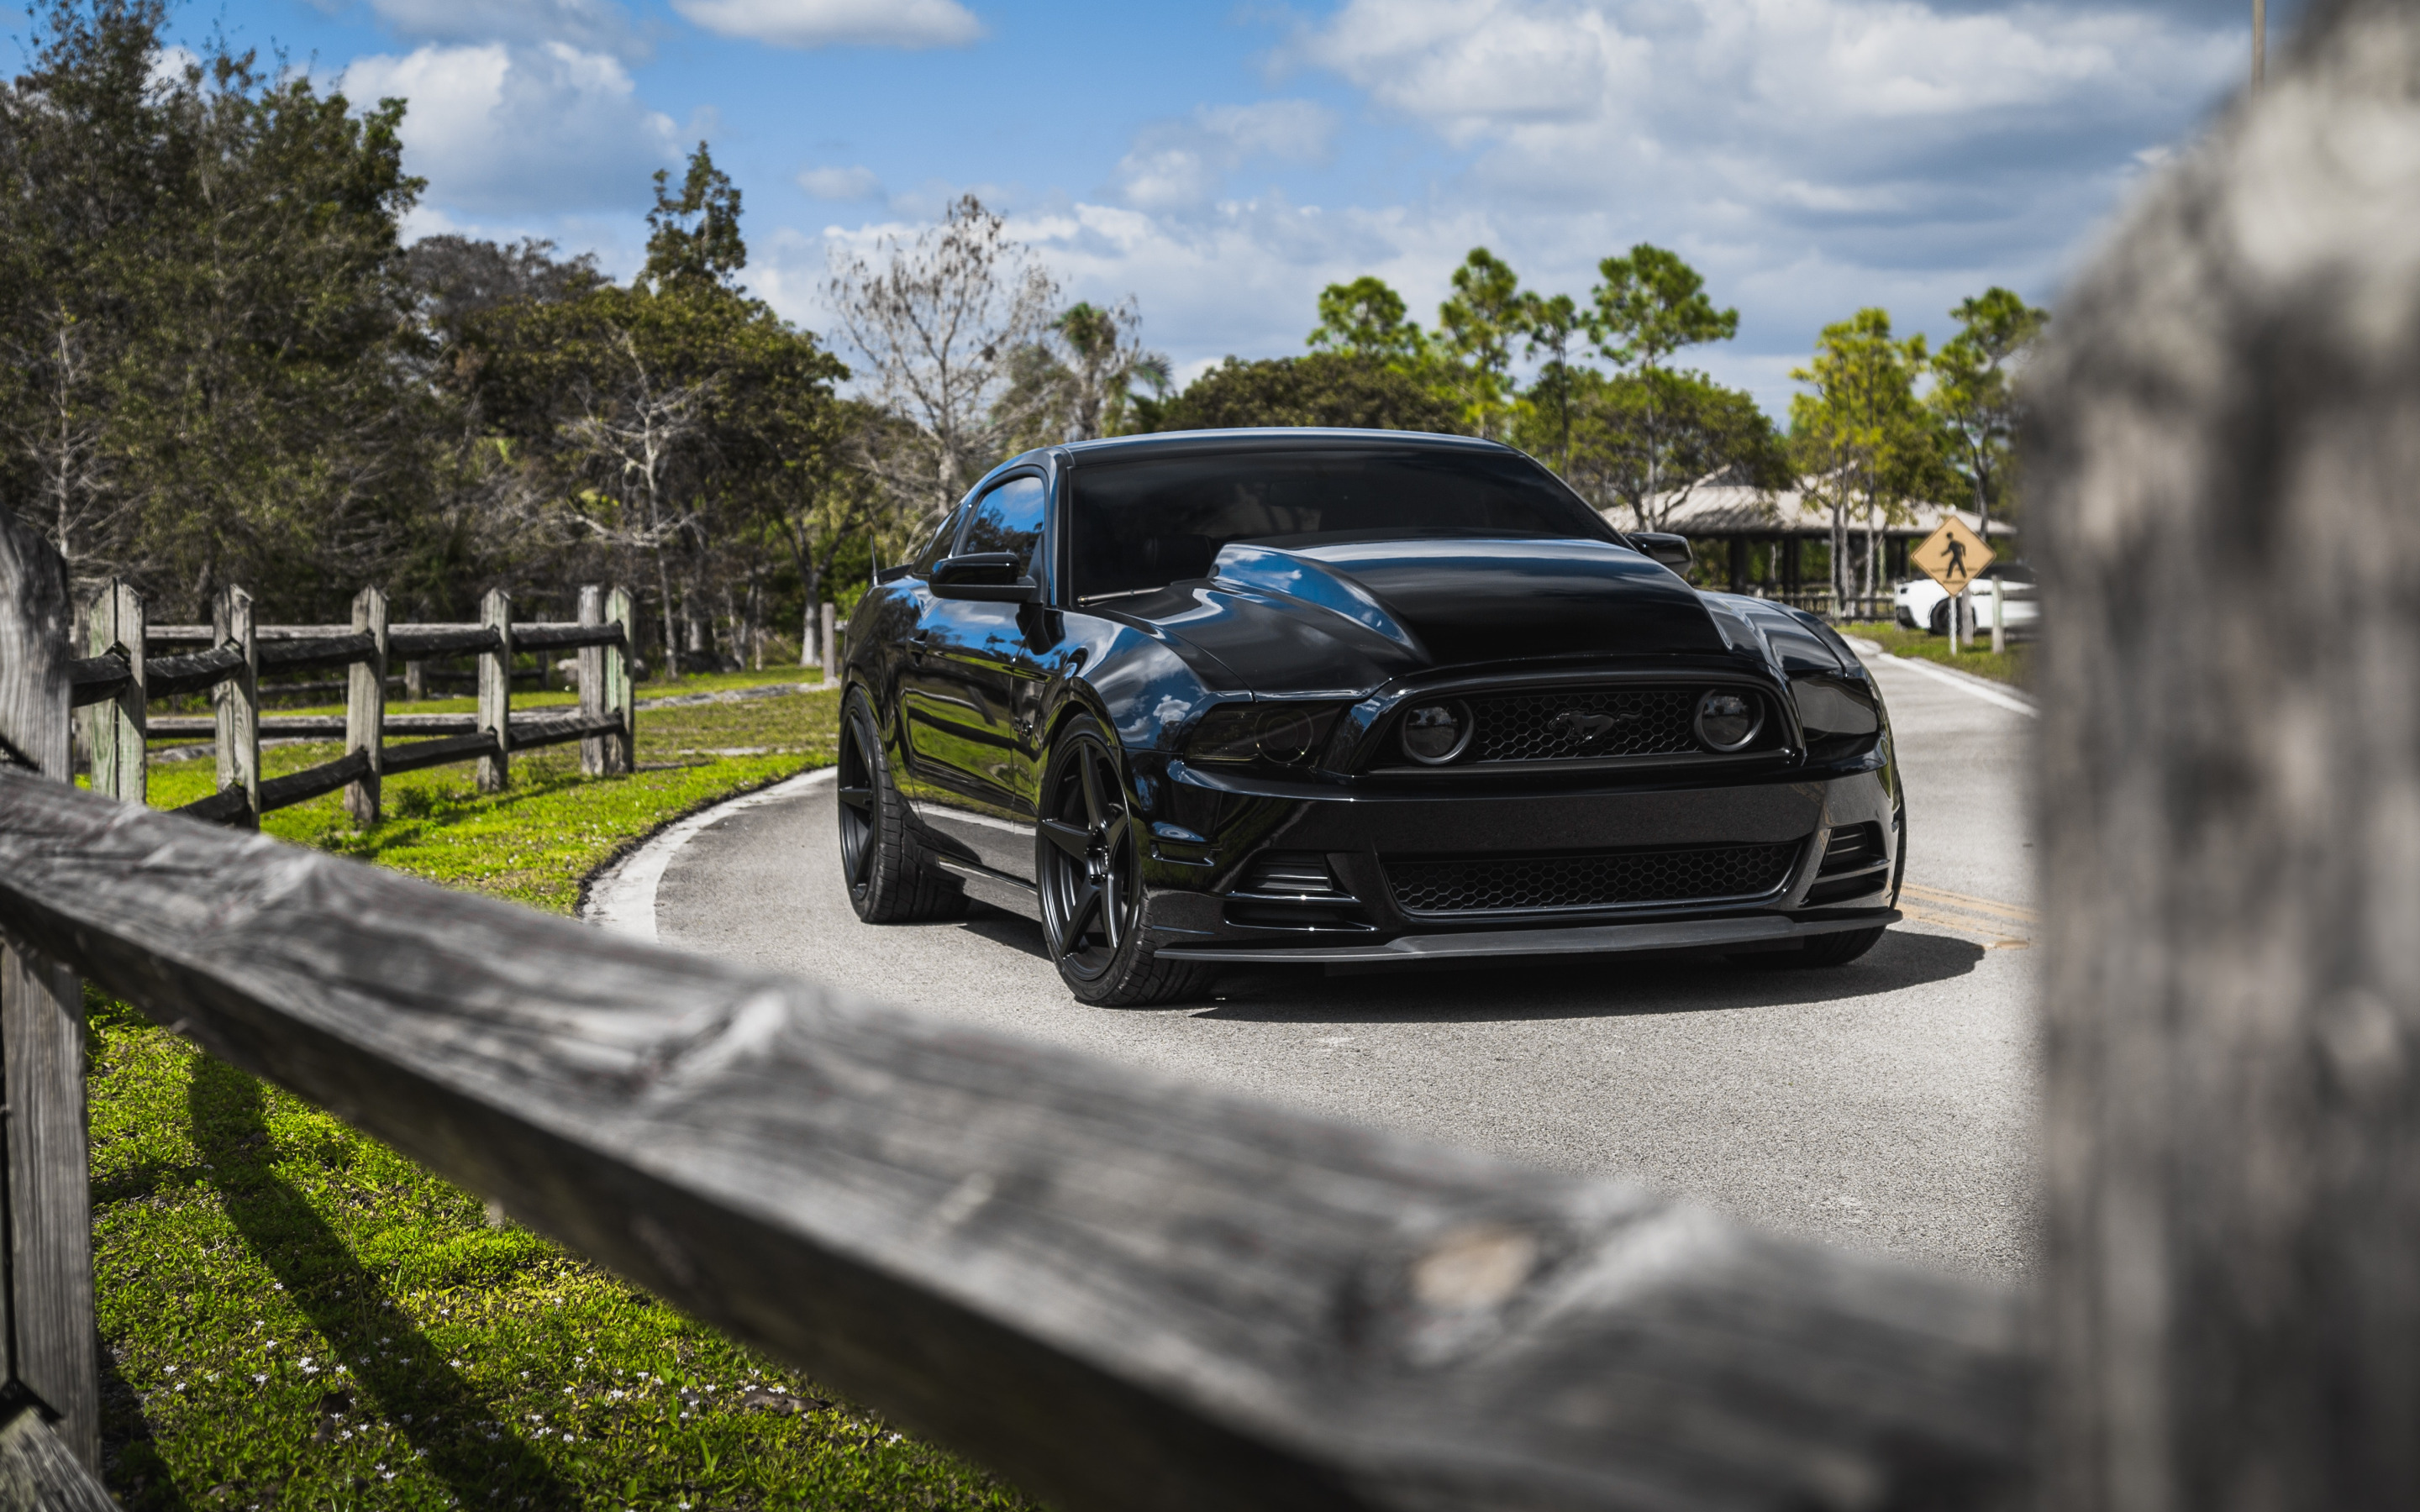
[4,8,2420,1502]
[71,582,637,827]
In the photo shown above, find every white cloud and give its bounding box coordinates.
[1113,100,1337,211]
[669,0,982,49]
[365,0,643,59]
[797,165,884,201]
[340,42,681,215]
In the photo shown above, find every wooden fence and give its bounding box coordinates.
[3,8,2419,1500]
[72,581,636,827]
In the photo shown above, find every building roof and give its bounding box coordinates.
[1608,480,2018,539]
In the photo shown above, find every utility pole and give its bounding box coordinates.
[2253,0,2266,88]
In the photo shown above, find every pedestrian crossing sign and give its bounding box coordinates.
[1912,517,1995,593]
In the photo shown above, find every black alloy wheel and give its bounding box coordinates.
[836,693,964,924]
[1035,717,1209,1006]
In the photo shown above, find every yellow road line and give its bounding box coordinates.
[1899,882,2039,925]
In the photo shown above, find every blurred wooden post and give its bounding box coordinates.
[577,585,608,777]
[821,602,838,687]
[84,580,145,805]
[602,586,634,773]
[402,659,424,701]
[2033,2,2420,1505]
[476,588,511,793]
[0,512,103,1480]
[345,587,387,825]
[212,585,259,828]
[1989,579,2004,655]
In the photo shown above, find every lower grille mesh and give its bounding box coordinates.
[1386,841,1802,916]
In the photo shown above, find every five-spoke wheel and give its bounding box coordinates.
[1035,717,1209,1005]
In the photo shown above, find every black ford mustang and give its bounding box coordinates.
[836,429,1903,1005]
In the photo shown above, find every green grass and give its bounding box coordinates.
[95,685,1042,1511]
[1843,621,2031,690]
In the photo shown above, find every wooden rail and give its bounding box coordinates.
[69,581,636,825]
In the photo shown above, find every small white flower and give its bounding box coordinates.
[886,1432,902,1443]
[381,1473,397,1483]
[339,1429,352,1441]
[302,1365,319,1376]
[251,1373,266,1383]
[174,1383,186,1393]
[272,1283,284,1290]
[165,1366,178,1375]
[560,1432,572,1443]
[264,1341,277,1351]
[450,1358,462,1368]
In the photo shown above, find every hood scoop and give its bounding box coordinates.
[1213,538,1724,665]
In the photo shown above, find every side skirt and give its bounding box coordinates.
[933,854,1044,922]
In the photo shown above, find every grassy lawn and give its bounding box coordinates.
[94,681,1041,1511]
[1839,621,2031,690]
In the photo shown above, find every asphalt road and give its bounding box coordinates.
[639,650,2039,1280]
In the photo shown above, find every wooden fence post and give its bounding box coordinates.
[402,659,424,702]
[476,588,512,793]
[212,585,260,828]
[2033,3,2420,1505]
[577,585,607,777]
[345,587,387,825]
[85,579,145,806]
[821,601,838,688]
[603,585,634,774]
[0,512,104,1483]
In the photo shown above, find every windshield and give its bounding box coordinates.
[1068,447,1616,602]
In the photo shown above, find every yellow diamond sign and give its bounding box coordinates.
[1912,517,1995,594]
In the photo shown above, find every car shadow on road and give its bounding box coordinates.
[1183,929,1995,1024]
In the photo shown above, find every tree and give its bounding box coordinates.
[1306,276,1426,365]
[1582,244,1742,511]
[1565,369,1788,532]
[1516,291,1584,477]
[826,195,1057,535]
[644,143,747,293]
[0,0,439,617]
[1156,354,1464,433]
[1000,300,1171,449]
[1789,308,1941,603]
[1929,286,2047,538]
[1436,248,1524,439]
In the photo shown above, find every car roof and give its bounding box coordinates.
[1050,428,1515,468]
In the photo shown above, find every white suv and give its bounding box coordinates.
[1894,562,2036,637]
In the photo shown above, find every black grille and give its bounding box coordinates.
[1463,686,1703,763]
[1386,841,1802,916]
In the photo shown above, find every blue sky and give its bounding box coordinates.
[54,0,2270,416]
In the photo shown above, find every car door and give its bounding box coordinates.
[900,473,1053,880]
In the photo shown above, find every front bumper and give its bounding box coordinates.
[1135,755,1902,963]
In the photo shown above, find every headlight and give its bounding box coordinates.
[1793,676,1881,750]
[1186,704,1341,767]
[1694,690,1762,752]
[1400,701,1473,764]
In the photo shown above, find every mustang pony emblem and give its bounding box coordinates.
[1548,707,1642,753]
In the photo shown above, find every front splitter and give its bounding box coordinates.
[1150,908,1901,965]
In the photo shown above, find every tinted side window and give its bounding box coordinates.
[913,502,969,576]
[956,475,1049,580]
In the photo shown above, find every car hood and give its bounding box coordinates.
[1103,536,1738,694]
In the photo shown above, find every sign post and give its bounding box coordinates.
[1911,517,1996,654]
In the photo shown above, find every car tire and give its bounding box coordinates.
[835,691,966,924]
[1034,716,1213,1007]
[1928,601,1950,635]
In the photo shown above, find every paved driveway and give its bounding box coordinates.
[639,651,2039,1279]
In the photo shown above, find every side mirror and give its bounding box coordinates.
[1632,532,1694,571]
[931,552,1039,603]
